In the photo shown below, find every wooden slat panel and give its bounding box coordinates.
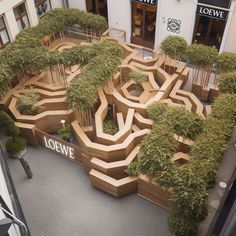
[138,175,170,209]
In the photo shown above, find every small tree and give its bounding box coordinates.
[160,36,187,73]
[184,44,218,86]
[160,36,187,60]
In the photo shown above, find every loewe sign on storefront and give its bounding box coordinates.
[196,5,228,20]
[132,0,157,6]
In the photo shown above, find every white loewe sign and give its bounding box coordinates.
[44,136,75,159]
[199,6,224,18]
[197,5,228,20]
[133,0,156,6]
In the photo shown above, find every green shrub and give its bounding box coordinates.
[0,63,13,97]
[58,124,71,141]
[137,125,177,177]
[192,159,218,188]
[103,120,118,135]
[217,52,236,72]
[126,162,139,176]
[147,103,169,120]
[212,93,236,123]
[67,41,122,110]
[125,70,148,84]
[184,44,218,65]
[218,72,236,94]
[168,211,198,236]
[0,8,107,97]
[167,166,208,236]
[0,111,14,126]
[17,90,40,115]
[160,36,187,60]
[67,78,98,109]
[7,123,20,137]
[5,136,27,154]
[147,103,203,140]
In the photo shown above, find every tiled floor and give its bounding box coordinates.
[6,145,172,236]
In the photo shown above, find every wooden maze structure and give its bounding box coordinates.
[1,37,212,208]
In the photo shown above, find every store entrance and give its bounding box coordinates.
[192,15,226,50]
[86,0,108,21]
[131,2,157,49]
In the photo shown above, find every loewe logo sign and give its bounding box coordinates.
[44,136,75,159]
[132,0,156,6]
[197,5,228,21]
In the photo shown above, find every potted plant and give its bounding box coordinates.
[0,111,27,158]
[5,136,27,158]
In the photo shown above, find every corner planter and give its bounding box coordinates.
[138,175,170,209]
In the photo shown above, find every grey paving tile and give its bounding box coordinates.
[7,145,172,236]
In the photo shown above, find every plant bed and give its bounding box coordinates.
[16,90,41,115]
[127,84,144,97]
[103,120,118,135]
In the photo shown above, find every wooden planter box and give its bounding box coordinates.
[138,175,170,209]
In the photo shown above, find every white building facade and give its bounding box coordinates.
[1,0,236,52]
[69,0,236,52]
[0,0,65,48]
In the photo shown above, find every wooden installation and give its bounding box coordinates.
[1,37,211,203]
[138,175,170,209]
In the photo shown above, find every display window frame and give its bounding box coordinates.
[34,0,52,18]
[86,0,108,21]
[13,2,30,31]
[0,16,10,49]
[131,1,157,49]
[192,3,229,51]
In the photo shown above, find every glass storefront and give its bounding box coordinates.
[192,1,230,50]
[192,15,226,50]
[86,0,108,21]
[131,1,157,48]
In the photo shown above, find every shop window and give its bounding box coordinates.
[131,2,157,48]
[86,0,108,21]
[35,0,52,18]
[0,16,10,49]
[192,15,226,50]
[198,0,231,9]
[13,3,30,31]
